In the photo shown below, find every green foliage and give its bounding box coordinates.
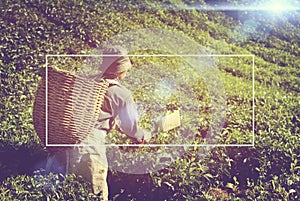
[0,171,101,201]
[1,0,299,200]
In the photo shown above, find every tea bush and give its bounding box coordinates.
[0,170,101,201]
[1,0,299,200]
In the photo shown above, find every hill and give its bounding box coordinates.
[0,0,299,200]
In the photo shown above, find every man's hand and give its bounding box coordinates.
[141,131,152,144]
[128,131,152,145]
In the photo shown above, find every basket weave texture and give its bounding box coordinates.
[33,67,109,153]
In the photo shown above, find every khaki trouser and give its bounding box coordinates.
[46,129,108,200]
[68,152,108,200]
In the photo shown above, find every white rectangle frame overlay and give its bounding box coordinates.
[45,54,255,147]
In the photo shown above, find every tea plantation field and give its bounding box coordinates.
[0,0,299,200]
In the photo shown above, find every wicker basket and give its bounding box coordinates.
[33,67,109,153]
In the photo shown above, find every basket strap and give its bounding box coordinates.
[105,78,121,86]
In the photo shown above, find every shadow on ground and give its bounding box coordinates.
[0,141,47,182]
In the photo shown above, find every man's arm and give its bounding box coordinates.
[114,95,151,143]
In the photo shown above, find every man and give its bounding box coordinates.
[46,45,151,200]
